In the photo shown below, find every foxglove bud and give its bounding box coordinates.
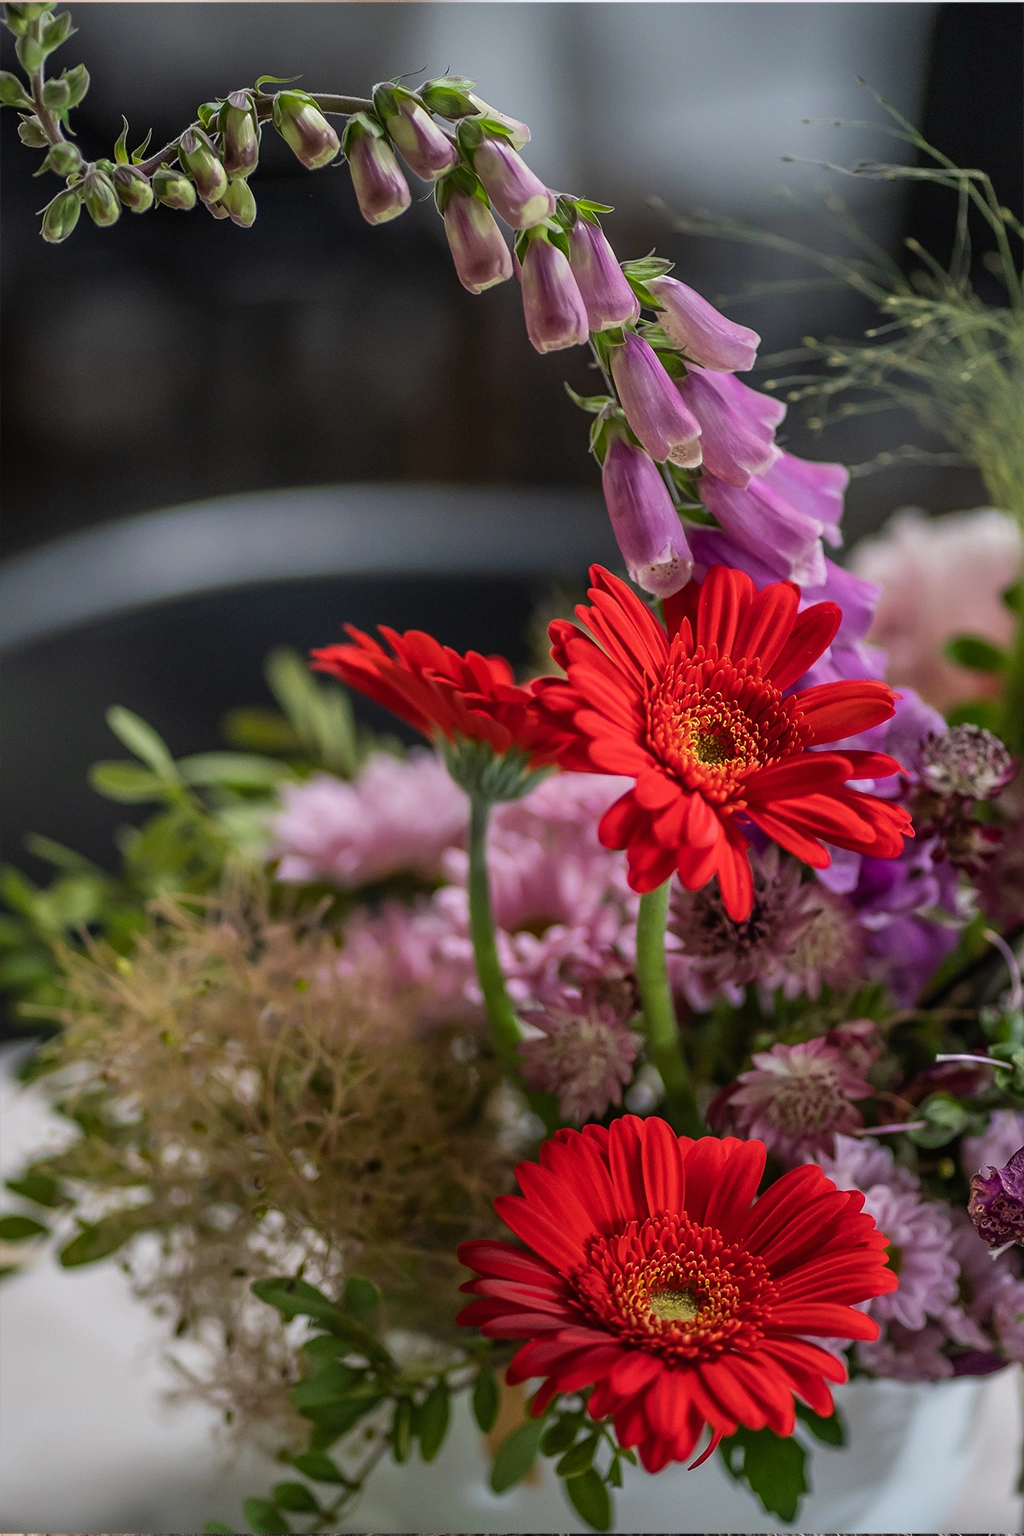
[342,114,410,225]
[272,90,340,171]
[602,434,693,597]
[648,276,760,373]
[610,333,702,466]
[112,164,154,214]
[466,98,531,149]
[969,1145,1024,1248]
[220,176,257,228]
[40,186,80,243]
[45,139,81,177]
[81,167,120,227]
[61,63,89,109]
[3,3,55,37]
[40,75,69,110]
[567,216,640,331]
[0,71,32,109]
[219,89,260,179]
[373,84,457,182]
[439,181,512,293]
[519,234,588,353]
[178,127,227,204]
[459,123,553,229]
[153,166,196,210]
[17,115,49,148]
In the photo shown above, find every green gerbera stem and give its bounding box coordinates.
[467,793,524,1074]
[636,881,703,1138]
[998,592,1024,756]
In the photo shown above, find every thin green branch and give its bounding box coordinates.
[635,883,702,1138]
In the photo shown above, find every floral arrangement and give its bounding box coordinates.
[1,5,1023,1531]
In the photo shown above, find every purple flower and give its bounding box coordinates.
[856,1322,954,1382]
[442,188,513,294]
[610,333,702,466]
[471,137,554,229]
[647,275,760,372]
[271,752,468,887]
[518,984,639,1124]
[566,218,640,331]
[713,1037,873,1163]
[374,89,458,182]
[600,436,693,598]
[760,451,848,549]
[343,118,411,225]
[818,1132,920,1196]
[676,367,783,488]
[519,236,589,353]
[993,1277,1024,1363]
[940,1208,1019,1351]
[700,470,828,587]
[969,1145,1024,1249]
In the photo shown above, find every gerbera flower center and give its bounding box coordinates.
[570,1211,779,1363]
[645,644,804,803]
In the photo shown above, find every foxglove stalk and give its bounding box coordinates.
[609,333,702,466]
[567,217,640,331]
[676,366,783,488]
[648,274,760,372]
[373,85,458,182]
[343,115,411,225]
[467,133,553,228]
[441,186,512,293]
[519,234,588,353]
[601,434,692,597]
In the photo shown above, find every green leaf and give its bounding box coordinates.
[564,1467,612,1532]
[556,1432,598,1479]
[242,1496,290,1534]
[490,1415,546,1493]
[265,649,360,777]
[203,1522,234,1533]
[945,699,1000,730]
[720,1426,808,1523]
[416,1377,450,1462]
[1003,579,1022,613]
[472,1364,499,1434]
[540,1415,579,1456]
[289,1361,364,1410]
[252,1277,391,1366]
[305,1396,382,1449]
[105,706,180,779]
[907,1091,971,1148]
[271,1482,319,1513]
[795,1400,846,1447]
[5,1172,68,1208]
[391,1395,414,1462]
[58,1208,150,1267]
[290,1451,347,1484]
[177,752,292,789]
[0,1213,49,1240]
[88,761,167,804]
[342,1273,380,1325]
[302,1334,351,1363]
[221,707,303,755]
[943,634,1006,673]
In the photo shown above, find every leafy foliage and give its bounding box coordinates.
[719,1404,846,1522]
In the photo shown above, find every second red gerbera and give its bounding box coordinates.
[532,564,912,919]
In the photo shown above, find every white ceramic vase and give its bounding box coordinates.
[339,1369,1008,1534]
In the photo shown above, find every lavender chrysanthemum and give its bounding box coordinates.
[856,1321,954,1382]
[714,1038,873,1162]
[518,986,640,1123]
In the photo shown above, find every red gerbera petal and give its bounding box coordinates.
[458,1119,897,1473]
[532,563,908,918]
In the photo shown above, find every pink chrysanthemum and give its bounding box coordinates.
[712,1039,874,1163]
[856,1321,954,1382]
[271,752,467,887]
[518,986,640,1124]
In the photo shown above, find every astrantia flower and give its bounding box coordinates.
[312,626,556,767]
[532,564,911,920]
[518,986,640,1124]
[458,1118,896,1471]
[712,1039,874,1163]
[919,724,1015,801]
[969,1145,1024,1249]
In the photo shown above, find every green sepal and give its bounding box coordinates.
[621,253,674,283]
[419,75,477,119]
[0,1213,49,1240]
[196,99,221,129]
[472,1364,499,1433]
[434,163,488,215]
[255,74,303,91]
[490,1414,546,1493]
[61,62,88,107]
[719,1424,809,1523]
[564,1467,612,1532]
[441,738,549,804]
[340,109,384,156]
[131,128,153,164]
[39,8,74,53]
[564,383,615,416]
[113,114,130,163]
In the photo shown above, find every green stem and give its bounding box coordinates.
[636,882,703,1138]
[997,589,1024,756]
[467,794,523,1075]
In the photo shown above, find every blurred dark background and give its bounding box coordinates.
[1,1,1021,882]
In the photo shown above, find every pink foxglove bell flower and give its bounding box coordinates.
[600,435,693,597]
[969,1145,1024,1249]
[343,116,411,225]
[648,274,760,371]
[471,136,554,228]
[609,333,702,466]
[566,217,640,331]
[676,366,784,488]
[519,235,589,353]
[442,188,513,293]
[373,86,458,182]
[714,1037,874,1163]
[701,467,828,587]
[762,451,848,548]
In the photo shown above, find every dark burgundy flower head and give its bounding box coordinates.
[969,1144,1024,1248]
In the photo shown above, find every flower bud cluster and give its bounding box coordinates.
[910,726,1016,874]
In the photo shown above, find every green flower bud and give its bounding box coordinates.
[44,138,80,176]
[61,62,89,107]
[178,126,227,203]
[220,175,256,227]
[81,166,120,227]
[17,114,49,148]
[41,74,69,109]
[112,163,154,213]
[40,185,80,242]
[219,88,259,179]
[153,165,196,211]
[4,2,55,36]
[0,71,32,109]
[15,31,45,71]
[40,10,74,53]
[272,90,339,170]
[419,75,477,120]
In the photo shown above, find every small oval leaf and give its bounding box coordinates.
[471,1364,499,1434]
[490,1415,545,1494]
[565,1467,612,1532]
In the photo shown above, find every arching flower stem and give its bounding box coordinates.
[636,881,703,1137]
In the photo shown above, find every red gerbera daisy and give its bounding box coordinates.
[458,1117,897,1472]
[312,625,556,765]
[531,564,912,919]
